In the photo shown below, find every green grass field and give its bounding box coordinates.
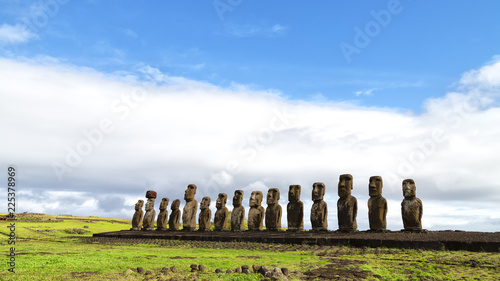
[1,213,499,280]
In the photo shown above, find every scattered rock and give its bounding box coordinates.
[243,268,251,274]
[242,265,250,270]
[234,266,242,273]
[145,270,152,275]
[259,265,270,275]
[226,269,234,274]
[190,264,198,272]
[137,267,145,274]
[215,268,223,273]
[266,269,287,281]
[161,267,170,274]
[170,266,177,273]
[124,269,133,275]
[281,267,289,276]
[198,264,205,272]
[253,265,261,273]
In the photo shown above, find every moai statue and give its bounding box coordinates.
[231,190,245,232]
[156,198,170,231]
[311,182,328,231]
[287,185,303,231]
[368,176,387,231]
[142,190,157,231]
[337,174,358,232]
[214,193,229,231]
[248,191,265,231]
[198,197,212,231]
[168,199,181,231]
[265,188,282,231]
[182,184,198,231]
[401,179,423,231]
[130,200,144,230]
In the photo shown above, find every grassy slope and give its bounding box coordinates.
[0,213,499,280]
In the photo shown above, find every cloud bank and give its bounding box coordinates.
[1,57,499,231]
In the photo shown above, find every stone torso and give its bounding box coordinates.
[337,195,357,231]
[143,209,156,230]
[248,206,265,230]
[156,210,168,230]
[198,208,212,231]
[265,204,282,230]
[287,201,303,230]
[131,210,143,230]
[402,197,422,230]
[311,200,328,230]
[368,196,387,230]
[231,206,245,231]
[214,206,228,231]
[182,200,198,229]
[168,210,181,230]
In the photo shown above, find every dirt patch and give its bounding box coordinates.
[169,256,196,259]
[302,258,372,280]
[237,255,261,259]
[70,271,99,278]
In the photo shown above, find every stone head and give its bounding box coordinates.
[338,174,353,198]
[145,198,154,211]
[159,198,169,211]
[249,191,263,207]
[184,184,197,202]
[312,182,326,202]
[288,185,301,202]
[135,200,144,210]
[200,196,211,210]
[369,176,383,197]
[171,199,180,210]
[216,193,227,210]
[233,190,244,207]
[266,188,280,205]
[402,179,416,198]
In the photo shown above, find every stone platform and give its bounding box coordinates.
[93,230,500,252]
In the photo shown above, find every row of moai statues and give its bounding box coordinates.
[131,176,423,232]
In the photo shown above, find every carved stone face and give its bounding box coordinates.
[200,197,211,210]
[171,199,180,210]
[145,198,154,211]
[402,179,416,198]
[135,200,144,210]
[369,176,383,197]
[160,198,169,210]
[267,188,280,205]
[312,182,325,202]
[216,193,227,210]
[249,191,263,207]
[338,174,353,198]
[184,184,197,202]
[288,185,301,202]
[233,190,243,207]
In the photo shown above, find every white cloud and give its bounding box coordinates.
[354,88,376,96]
[1,57,500,231]
[222,22,288,37]
[0,23,38,44]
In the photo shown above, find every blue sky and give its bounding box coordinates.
[2,1,499,110]
[1,1,500,231]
